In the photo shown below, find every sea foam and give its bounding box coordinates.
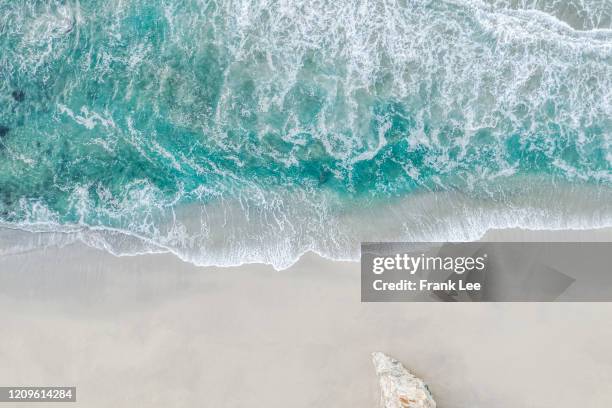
[0,0,610,268]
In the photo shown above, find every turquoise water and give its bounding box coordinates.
[0,0,611,267]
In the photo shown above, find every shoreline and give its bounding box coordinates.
[0,227,611,407]
[2,177,612,269]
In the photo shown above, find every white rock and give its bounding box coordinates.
[372,352,436,408]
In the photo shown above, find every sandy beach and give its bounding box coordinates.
[1,0,610,405]
[0,228,611,407]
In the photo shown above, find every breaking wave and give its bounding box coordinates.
[0,0,610,268]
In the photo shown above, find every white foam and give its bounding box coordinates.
[1,0,610,269]
[2,177,611,270]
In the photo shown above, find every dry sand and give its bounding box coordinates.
[0,228,611,407]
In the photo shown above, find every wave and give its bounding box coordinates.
[2,177,612,269]
[0,0,610,268]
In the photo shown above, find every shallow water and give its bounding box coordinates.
[0,0,610,268]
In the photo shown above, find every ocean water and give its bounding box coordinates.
[0,0,610,268]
